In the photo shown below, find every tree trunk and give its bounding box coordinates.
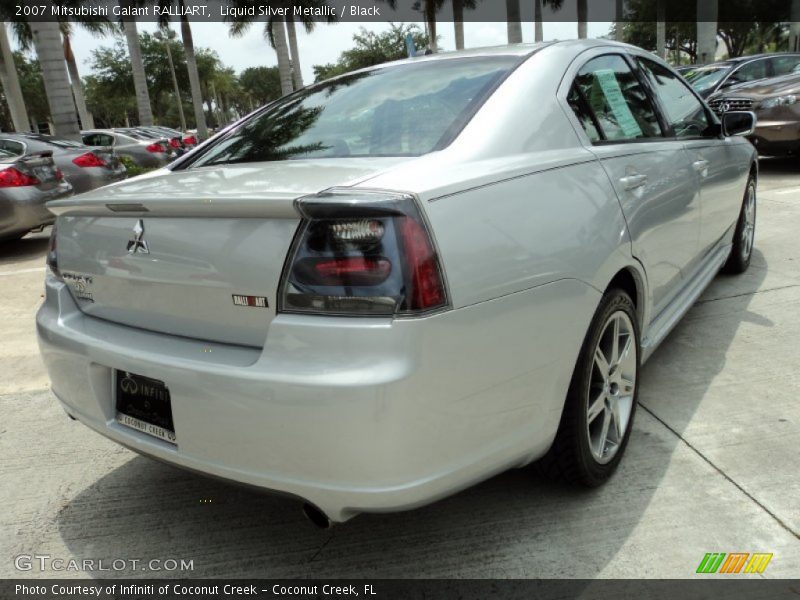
[453,0,465,49]
[790,0,800,53]
[179,11,208,140]
[122,18,153,126]
[696,0,718,64]
[425,0,438,52]
[577,0,588,39]
[506,0,522,44]
[656,0,666,58]
[62,33,93,129]
[272,19,294,96]
[615,0,625,41]
[534,0,543,42]
[286,16,303,89]
[164,41,186,131]
[29,21,81,140]
[0,22,29,132]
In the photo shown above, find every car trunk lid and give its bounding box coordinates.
[48,158,408,347]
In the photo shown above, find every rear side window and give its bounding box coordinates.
[570,54,662,142]
[189,56,519,166]
[0,139,24,156]
[83,133,114,146]
[769,55,800,76]
[637,58,710,138]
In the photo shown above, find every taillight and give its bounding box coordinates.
[183,135,197,146]
[72,152,107,168]
[54,168,64,180]
[46,222,61,279]
[168,138,182,149]
[145,142,166,153]
[0,167,39,187]
[279,190,448,316]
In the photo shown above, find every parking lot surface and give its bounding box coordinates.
[1,159,799,578]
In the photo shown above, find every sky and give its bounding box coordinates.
[10,20,613,84]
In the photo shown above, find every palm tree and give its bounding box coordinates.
[506,0,522,43]
[577,0,588,39]
[285,17,304,89]
[62,29,93,129]
[228,15,293,96]
[413,0,444,52]
[121,17,154,126]
[696,0,718,64]
[535,1,564,43]
[0,23,29,132]
[155,0,208,139]
[28,21,81,139]
[534,0,543,42]
[452,0,477,49]
[615,0,625,41]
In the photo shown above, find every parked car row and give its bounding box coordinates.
[81,127,197,169]
[0,146,73,241]
[679,52,800,158]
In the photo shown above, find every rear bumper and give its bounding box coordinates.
[36,274,597,521]
[0,182,71,239]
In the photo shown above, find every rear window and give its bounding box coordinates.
[22,135,84,149]
[189,56,519,167]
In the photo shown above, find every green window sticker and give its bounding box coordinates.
[594,69,643,138]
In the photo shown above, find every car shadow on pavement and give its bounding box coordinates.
[55,251,769,579]
[0,232,49,266]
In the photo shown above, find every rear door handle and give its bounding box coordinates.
[693,159,709,173]
[620,173,648,190]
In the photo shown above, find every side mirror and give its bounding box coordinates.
[722,111,756,137]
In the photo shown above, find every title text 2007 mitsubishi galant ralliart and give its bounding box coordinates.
[37,40,758,526]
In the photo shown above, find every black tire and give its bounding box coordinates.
[722,175,756,274]
[538,289,640,487]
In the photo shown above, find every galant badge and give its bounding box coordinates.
[127,219,149,254]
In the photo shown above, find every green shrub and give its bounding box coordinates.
[118,155,155,178]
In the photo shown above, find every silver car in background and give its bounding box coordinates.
[38,40,757,525]
[0,134,126,195]
[81,129,174,169]
[0,149,72,241]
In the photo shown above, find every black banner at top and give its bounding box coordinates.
[5,0,796,23]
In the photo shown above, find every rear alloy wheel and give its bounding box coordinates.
[538,289,639,486]
[723,175,756,274]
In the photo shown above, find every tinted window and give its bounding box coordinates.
[571,54,662,142]
[83,133,114,147]
[729,59,768,84]
[684,65,732,92]
[22,135,83,149]
[769,55,800,76]
[0,139,24,156]
[638,58,709,138]
[191,57,518,166]
[567,85,602,142]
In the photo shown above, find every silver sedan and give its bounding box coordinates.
[0,133,126,195]
[37,40,757,525]
[0,149,72,241]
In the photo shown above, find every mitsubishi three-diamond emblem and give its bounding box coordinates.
[126,219,149,254]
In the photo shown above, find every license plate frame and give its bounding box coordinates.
[114,370,176,444]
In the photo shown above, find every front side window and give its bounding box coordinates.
[729,59,768,85]
[570,54,662,142]
[189,57,519,167]
[638,58,710,138]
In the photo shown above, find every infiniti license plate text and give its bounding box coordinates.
[115,371,176,444]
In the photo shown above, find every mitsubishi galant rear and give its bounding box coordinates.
[37,40,758,525]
